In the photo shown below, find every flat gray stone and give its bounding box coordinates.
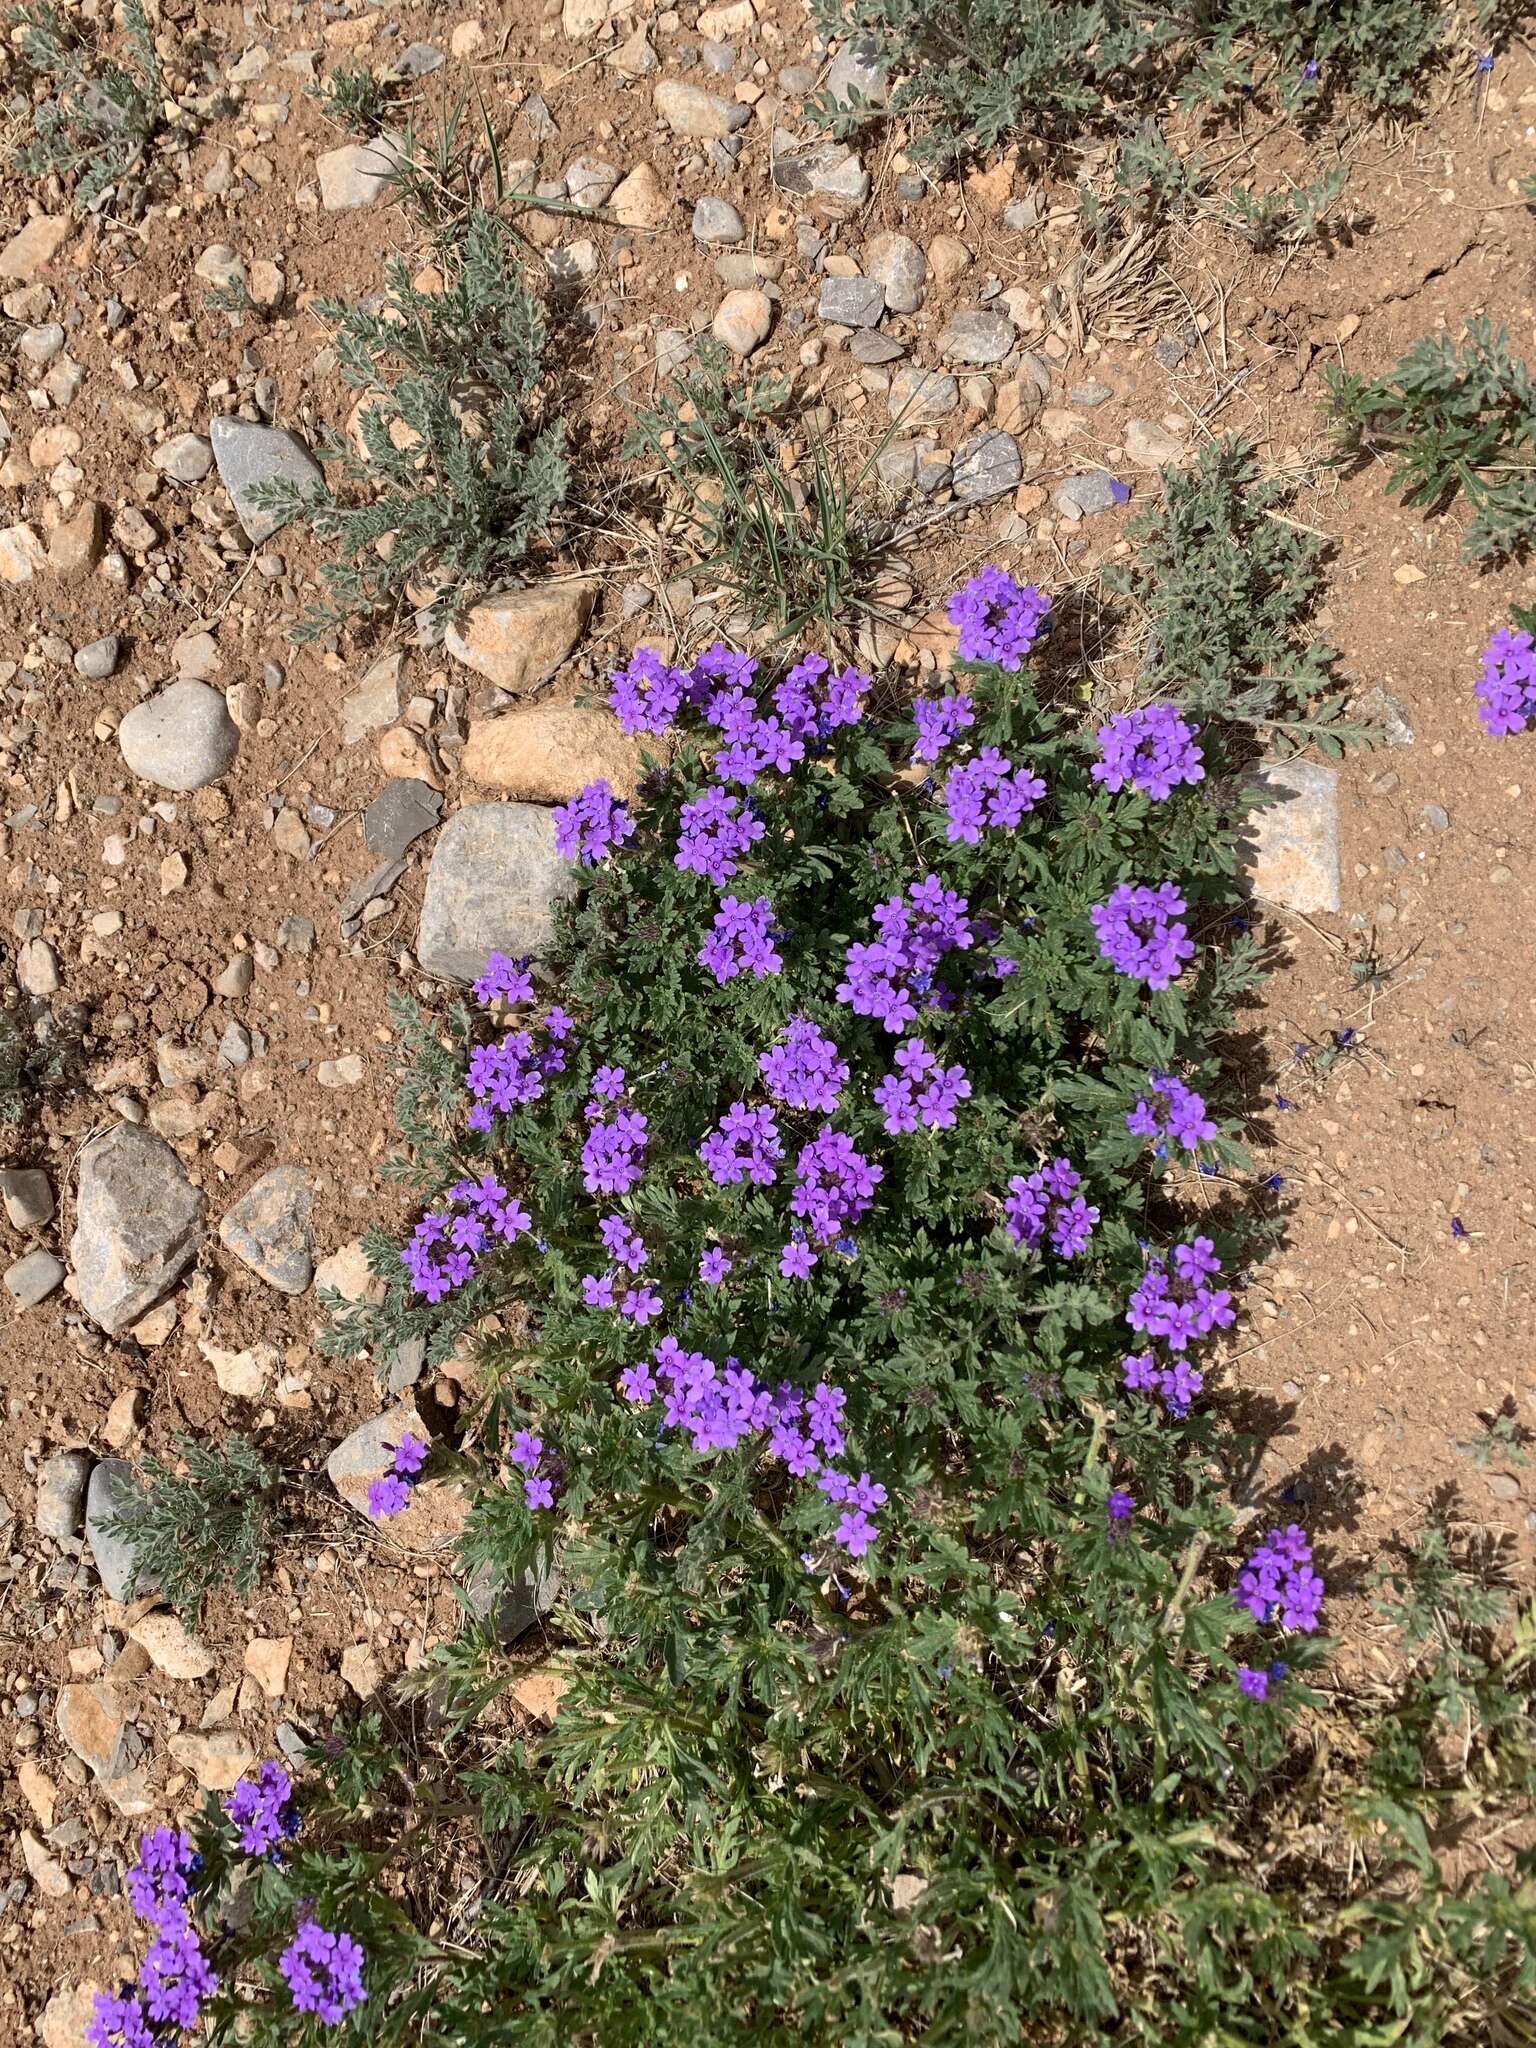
[1054,470,1124,517]
[771,144,869,209]
[363,778,443,860]
[826,34,887,107]
[417,802,576,983]
[850,329,905,365]
[5,1248,64,1307]
[0,1166,54,1229]
[887,365,959,424]
[953,429,1022,503]
[339,858,406,924]
[938,311,1015,366]
[152,432,213,484]
[864,231,925,313]
[36,1449,91,1542]
[692,196,745,245]
[1244,759,1341,915]
[818,275,885,328]
[316,135,404,211]
[218,1165,314,1295]
[118,680,238,792]
[73,634,119,679]
[209,417,323,544]
[85,1459,155,1602]
[70,1123,205,1335]
[466,1551,563,1644]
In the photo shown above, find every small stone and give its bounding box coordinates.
[938,311,1014,366]
[314,1240,384,1304]
[168,1728,256,1791]
[952,430,1022,502]
[1053,471,1123,517]
[698,0,755,33]
[444,579,598,691]
[152,432,214,484]
[818,275,885,328]
[0,1166,54,1228]
[1155,333,1191,369]
[826,34,887,107]
[210,417,322,544]
[713,288,773,358]
[609,162,669,229]
[201,1338,277,1400]
[1070,381,1114,408]
[17,935,60,995]
[22,1830,70,1898]
[272,808,312,861]
[363,778,443,860]
[48,500,105,579]
[129,1612,216,1681]
[85,1460,153,1601]
[36,1449,92,1542]
[417,803,576,982]
[214,953,254,1000]
[56,1680,133,1778]
[219,1165,314,1295]
[276,914,315,956]
[1123,417,1185,466]
[342,650,403,744]
[118,680,239,792]
[692,196,746,245]
[512,1667,567,1722]
[462,703,643,802]
[1356,685,1415,748]
[317,1055,366,1089]
[0,523,45,582]
[926,234,971,284]
[73,634,120,679]
[244,1635,293,1698]
[40,1987,105,2048]
[397,40,443,75]
[608,22,657,77]
[772,144,869,211]
[887,365,959,424]
[851,330,906,365]
[1245,759,1341,915]
[0,213,69,281]
[103,1387,147,1448]
[654,79,749,139]
[340,1642,381,1697]
[317,135,403,210]
[5,1248,65,1308]
[562,0,617,32]
[863,232,926,314]
[1420,802,1450,833]
[71,1123,205,1335]
[327,1400,468,1552]
[565,156,619,208]
[194,242,244,288]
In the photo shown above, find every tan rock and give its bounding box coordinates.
[713,287,773,357]
[314,1240,385,1304]
[130,1611,217,1681]
[609,163,670,230]
[0,523,45,583]
[244,1635,293,1698]
[39,1984,104,2048]
[925,233,971,284]
[199,1336,278,1400]
[21,1829,70,1898]
[342,649,403,744]
[17,1759,58,1826]
[56,1681,133,1779]
[0,212,69,281]
[444,577,597,691]
[512,1667,567,1722]
[168,1727,256,1791]
[462,704,643,802]
[317,135,403,210]
[377,724,441,785]
[103,1387,148,1448]
[100,1767,156,1817]
[340,1642,381,1698]
[964,157,1014,213]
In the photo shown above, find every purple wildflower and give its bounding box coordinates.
[791,1126,883,1243]
[1127,1070,1218,1152]
[759,1014,849,1113]
[699,1246,733,1284]
[1126,1235,1234,1353]
[510,1430,544,1471]
[836,876,972,1033]
[780,1235,818,1279]
[1236,1525,1325,1633]
[125,1827,198,1924]
[392,1432,428,1477]
[87,1993,155,2048]
[942,746,1046,844]
[675,786,765,884]
[279,1919,367,2026]
[1475,625,1536,736]
[225,1761,298,1858]
[609,647,688,736]
[872,1036,971,1134]
[554,778,635,865]
[698,895,783,984]
[367,1473,411,1518]
[472,951,534,1007]
[524,1474,556,1510]
[1092,703,1205,800]
[911,691,975,764]
[620,1283,664,1325]
[1107,1487,1136,1523]
[834,1508,877,1557]
[1004,1157,1098,1258]
[140,1918,217,2029]
[700,1102,783,1186]
[581,1107,649,1195]
[1091,881,1195,989]
[947,567,1052,669]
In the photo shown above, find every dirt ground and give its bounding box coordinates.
[1,0,1534,2034]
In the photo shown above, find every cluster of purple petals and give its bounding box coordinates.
[873,1037,971,1134]
[836,875,972,1034]
[911,691,975,764]
[511,1427,560,1511]
[472,950,534,1008]
[1091,881,1195,990]
[675,787,765,884]
[280,1918,368,2025]
[401,1173,534,1302]
[367,1430,429,1520]
[86,1993,154,2048]
[581,1104,649,1195]
[699,895,782,983]
[946,566,1052,670]
[225,1759,300,1854]
[90,1827,217,2047]
[759,1015,848,1113]
[1091,703,1205,800]
[124,1826,198,1923]
[1236,1524,1325,1633]
[1237,1661,1288,1701]
[619,1345,881,1555]
[1475,625,1536,736]
[609,647,689,736]
[791,1126,883,1246]
[942,747,1047,845]
[554,778,635,864]
[1126,1235,1235,1353]
[1126,1070,1218,1154]
[1122,1348,1205,1419]
[465,1014,572,1132]
[140,1919,218,2029]
[771,651,869,739]
[1003,1156,1099,1257]
[700,1102,783,1186]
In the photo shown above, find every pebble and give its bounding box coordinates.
[70,1123,205,1336]
[214,954,254,999]
[713,288,773,357]
[209,417,322,544]
[863,232,926,313]
[952,429,1022,502]
[316,135,403,211]
[1054,471,1125,517]
[36,1450,92,1542]
[1420,802,1450,833]
[417,803,576,982]
[926,234,971,284]
[444,579,597,691]
[73,635,120,680]
[118,680,239,792]
[818,275,885,328]
[771,145,870,209]
[18,321,65,365]
[1070,381,1114,407]
[609,162,669,229]
[0,1166,54,1228]
[1245,759,1341,915]
[654,79,749,139]
[938,311,1015,365]
[565,157,620,209]
[219,1165,314,1294]
[363,778,444,860]
[84,1462,152,1602]
[1123,417,1185,466]
[850,330,906,365]
[151,433,214,484]
[17,935,60,996]
[887,365,959,424]
[692,196,746,246]
[5,1248,65,1308]
[826,34,887,107]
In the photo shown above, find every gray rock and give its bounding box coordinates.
[887,365,959,424]
[1003,195,1042,230]
[342,651,403,745]
[214,954,254,1000]
[1244,759,1341,915]
[417,803,576,982]
[73,635,120,680]
[152,432,213,484]
[316,135,404,211]
[1054,471,1124,517]
[85,1459,153,1602]
[1357,684,1415,748]
[850,330,905,364]
[826,34,888,107]
[876,442,917,490]
[118,680,238,792]
[17,937,58,996]
[386,1334,427,1396]
[276,914,314,956]
[654,79,749,138]
[692,196,745,245]
[397,41,443,75]
[771,144,869,209]
[953,429,1022,502]
[863,231,926,313]
[818,275,885,328]
[363,778,443,860]
[218,1166,314,1295]
[466,1551,563,1644]
[1123,418,1184,467]
[339,859,406,924]
[565,156,619,208]
[938,311,1014,365]
[1420,802,1450,833]
[36,1450,92,1542]
[218,1021,251,1067]
[5,1248,64,1308]
[70,1123,205,1335]
[1155,333,1192,368]
[210,418,322,545]
[0,1166,54,1229]
[701,38,735,72]
[1070,381,1114,407]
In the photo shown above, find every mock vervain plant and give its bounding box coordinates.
[7,0,163,211]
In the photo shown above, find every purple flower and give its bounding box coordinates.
[125,1827,198,1924]
[1107,1487,1136,1522]
[1127,1070,1217,1152]
[791,1126,883,1243]
[699,1246,733,1284]
[941,746,1046,845]
[620,1283,664,1325]
[524,1474,556,1510]
[367,1473,411,1518]
[510,1429,544,1471]
[779,1236,818,1279]
[873,1036,971,1134]
[698,894,783,984]
[1236,1525,1325,1633]
[581,1107,649,1195]
[554,778,635,864]
[1126,1235,1234,1354]
[472,951,534,1007]
[833,1508,877,1557]
[1004,1157,1097,1258]
[225,1760,298,1858]
[1475,625,1536,736]
[1092,702,1204,800]
[946,567,1052,669]
[700,1102,783,1186]
[392,1432,428,1478]
[836,876,972,1033]
[619,1360,657,1404]
[599,1213,648,1270]
[1237,1664,1272,1699]
[280,1919,367,2025]
[675,786,765,884]
[609,647,688,736]
[772,651,869,739]
[590,1062,626,1102]
[759,1014,848,1113]
[911,691,975,764]
[1091,881,1195,989]
[87,1992,155,2048]
[141,1917,217,2029]
[582,1270,616,1309]
[401,1175,533,1302]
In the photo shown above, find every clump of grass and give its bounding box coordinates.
[624,340,898,647]
[256,206,569,642]
[307,62,401,137]
[1327,317,1536,565]
[7,0,163,212]
[0,993,30,1127]
[103,1433,286,1619]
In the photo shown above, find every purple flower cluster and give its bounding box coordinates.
[1126,1071,1218,1154]
[280,1918,368,2026]
[836,875,973,1033]
[675,786,765,884]
[1122,1348,1205,1419]
[942,747,1047,845]
[771,650,869,738]
[472,950,534,1008]
[401,1173,534,1303]
[609,646,688,736]
[511,1426,560,1511]
[141,1918,218,2030]
[1004,1156,1099,1257]
[367,1430,429,1519]
[1091,881,1195,990]
[1237,1661,1288,1701]
[1126,1236,1235,1353]
[225,1759,300,1855]
[947,566,1052,669]
[90,1827,216,2048]
[124,1826,198,1922]
[700,1102,783,1186]
[911,690,975,763]
[1475,624,1536,736]
[465,1016,571,1132]
[1091,703,1205,800]
[581,1104,649,1195]
[699,894,782,984]
[86,1994,153,2048]
[873,1038,971,1134]
[759,1015,848,1113]
[1236,1525,1325,1633]
[554,777,635,864]
[791,1125,883,1249]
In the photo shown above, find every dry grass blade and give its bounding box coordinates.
[1044,220,1184,346]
